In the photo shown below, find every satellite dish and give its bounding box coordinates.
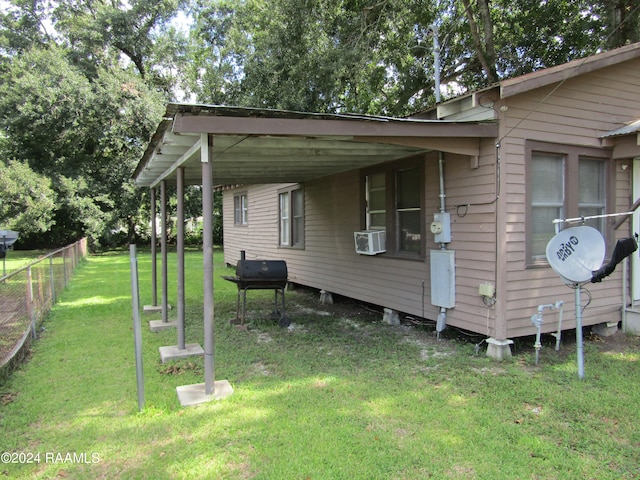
[545,225,605,284]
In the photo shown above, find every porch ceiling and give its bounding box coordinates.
[133,104,497,188]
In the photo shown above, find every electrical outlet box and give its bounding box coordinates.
[478,282,495,298]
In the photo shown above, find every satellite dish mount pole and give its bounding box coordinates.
[573,284,585,379]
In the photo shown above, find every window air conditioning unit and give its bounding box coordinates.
[354,230,386,255]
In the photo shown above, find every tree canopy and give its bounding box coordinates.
[0,0,638,248]
[186,0,640,115]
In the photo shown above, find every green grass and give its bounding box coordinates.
[1,250,50,275]
[1,248,639,479]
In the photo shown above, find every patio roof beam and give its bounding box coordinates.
[171,112,497,138]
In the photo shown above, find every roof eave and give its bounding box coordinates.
[500,43,640,99]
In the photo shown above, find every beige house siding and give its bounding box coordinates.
[497,60,638,338]
[223,146,501,334]
[222,54,639,340]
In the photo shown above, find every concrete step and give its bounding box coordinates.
[623,307,640,335]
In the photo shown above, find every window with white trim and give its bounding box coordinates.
[279,187,304,248]
[530,153,564,259]
[234,193,248,226]
[366,172,386,231]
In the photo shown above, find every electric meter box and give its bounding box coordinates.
[432,212,451,243]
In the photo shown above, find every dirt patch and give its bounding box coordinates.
[0,391,18,405]
[588,329,640,353]
[287,285,640,357]
[256,332,273,343]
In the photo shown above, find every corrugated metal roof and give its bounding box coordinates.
[601,119,640,138]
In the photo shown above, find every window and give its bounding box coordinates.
[234,193,248,226]
[579,158,606,232]
[364,158,424,257]
[366,173,386,230]
[527,142,610,264]
[396,168,422,253]
[530,154,564,259]
[279,186,304,248]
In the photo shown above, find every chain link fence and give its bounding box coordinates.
[0,239,88,379]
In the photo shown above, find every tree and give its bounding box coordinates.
[187,0,443,115]
[187,0,640,114]
[2,0,640,248]
[0,45,164,248]
[0,0,54,59]
[0,0,175,248]
[601,0,640,49]
[0,159,56,235]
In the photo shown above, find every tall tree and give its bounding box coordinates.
[0,159,57,235]
[461,0,497,83]
[187,0,640,114]
[0,0,187,247]
[601,0,640,49]
[0,40,164,247]
[188,0,442,115]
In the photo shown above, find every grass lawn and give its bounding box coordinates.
[1,250,50,276]
[1,248,639,479]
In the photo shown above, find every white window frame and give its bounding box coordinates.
[279,186,304,248]
[234,193,248,226]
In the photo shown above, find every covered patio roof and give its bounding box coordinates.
[132,103,498,406]
[133,104,498,188]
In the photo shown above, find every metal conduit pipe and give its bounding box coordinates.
[427,24,441,104]
[428,24,447,336]
[436,150,448,336]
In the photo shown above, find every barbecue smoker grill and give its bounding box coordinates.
[223,252,290,328]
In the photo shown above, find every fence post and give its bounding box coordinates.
[49,256,56,305]
[129,245,145,411]
[27,266,36,339]
[62,248,68,287]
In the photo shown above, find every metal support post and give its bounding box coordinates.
[150,187,158,306]
[575,286,585,379]
[202,151,215,395]
[161,180,169,323]
[177,167,186,350]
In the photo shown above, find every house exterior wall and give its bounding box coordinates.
[495,59,638,338]
[222,56,639,340]
[223,147,500,336]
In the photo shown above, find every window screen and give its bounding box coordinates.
[531,153,564,259]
